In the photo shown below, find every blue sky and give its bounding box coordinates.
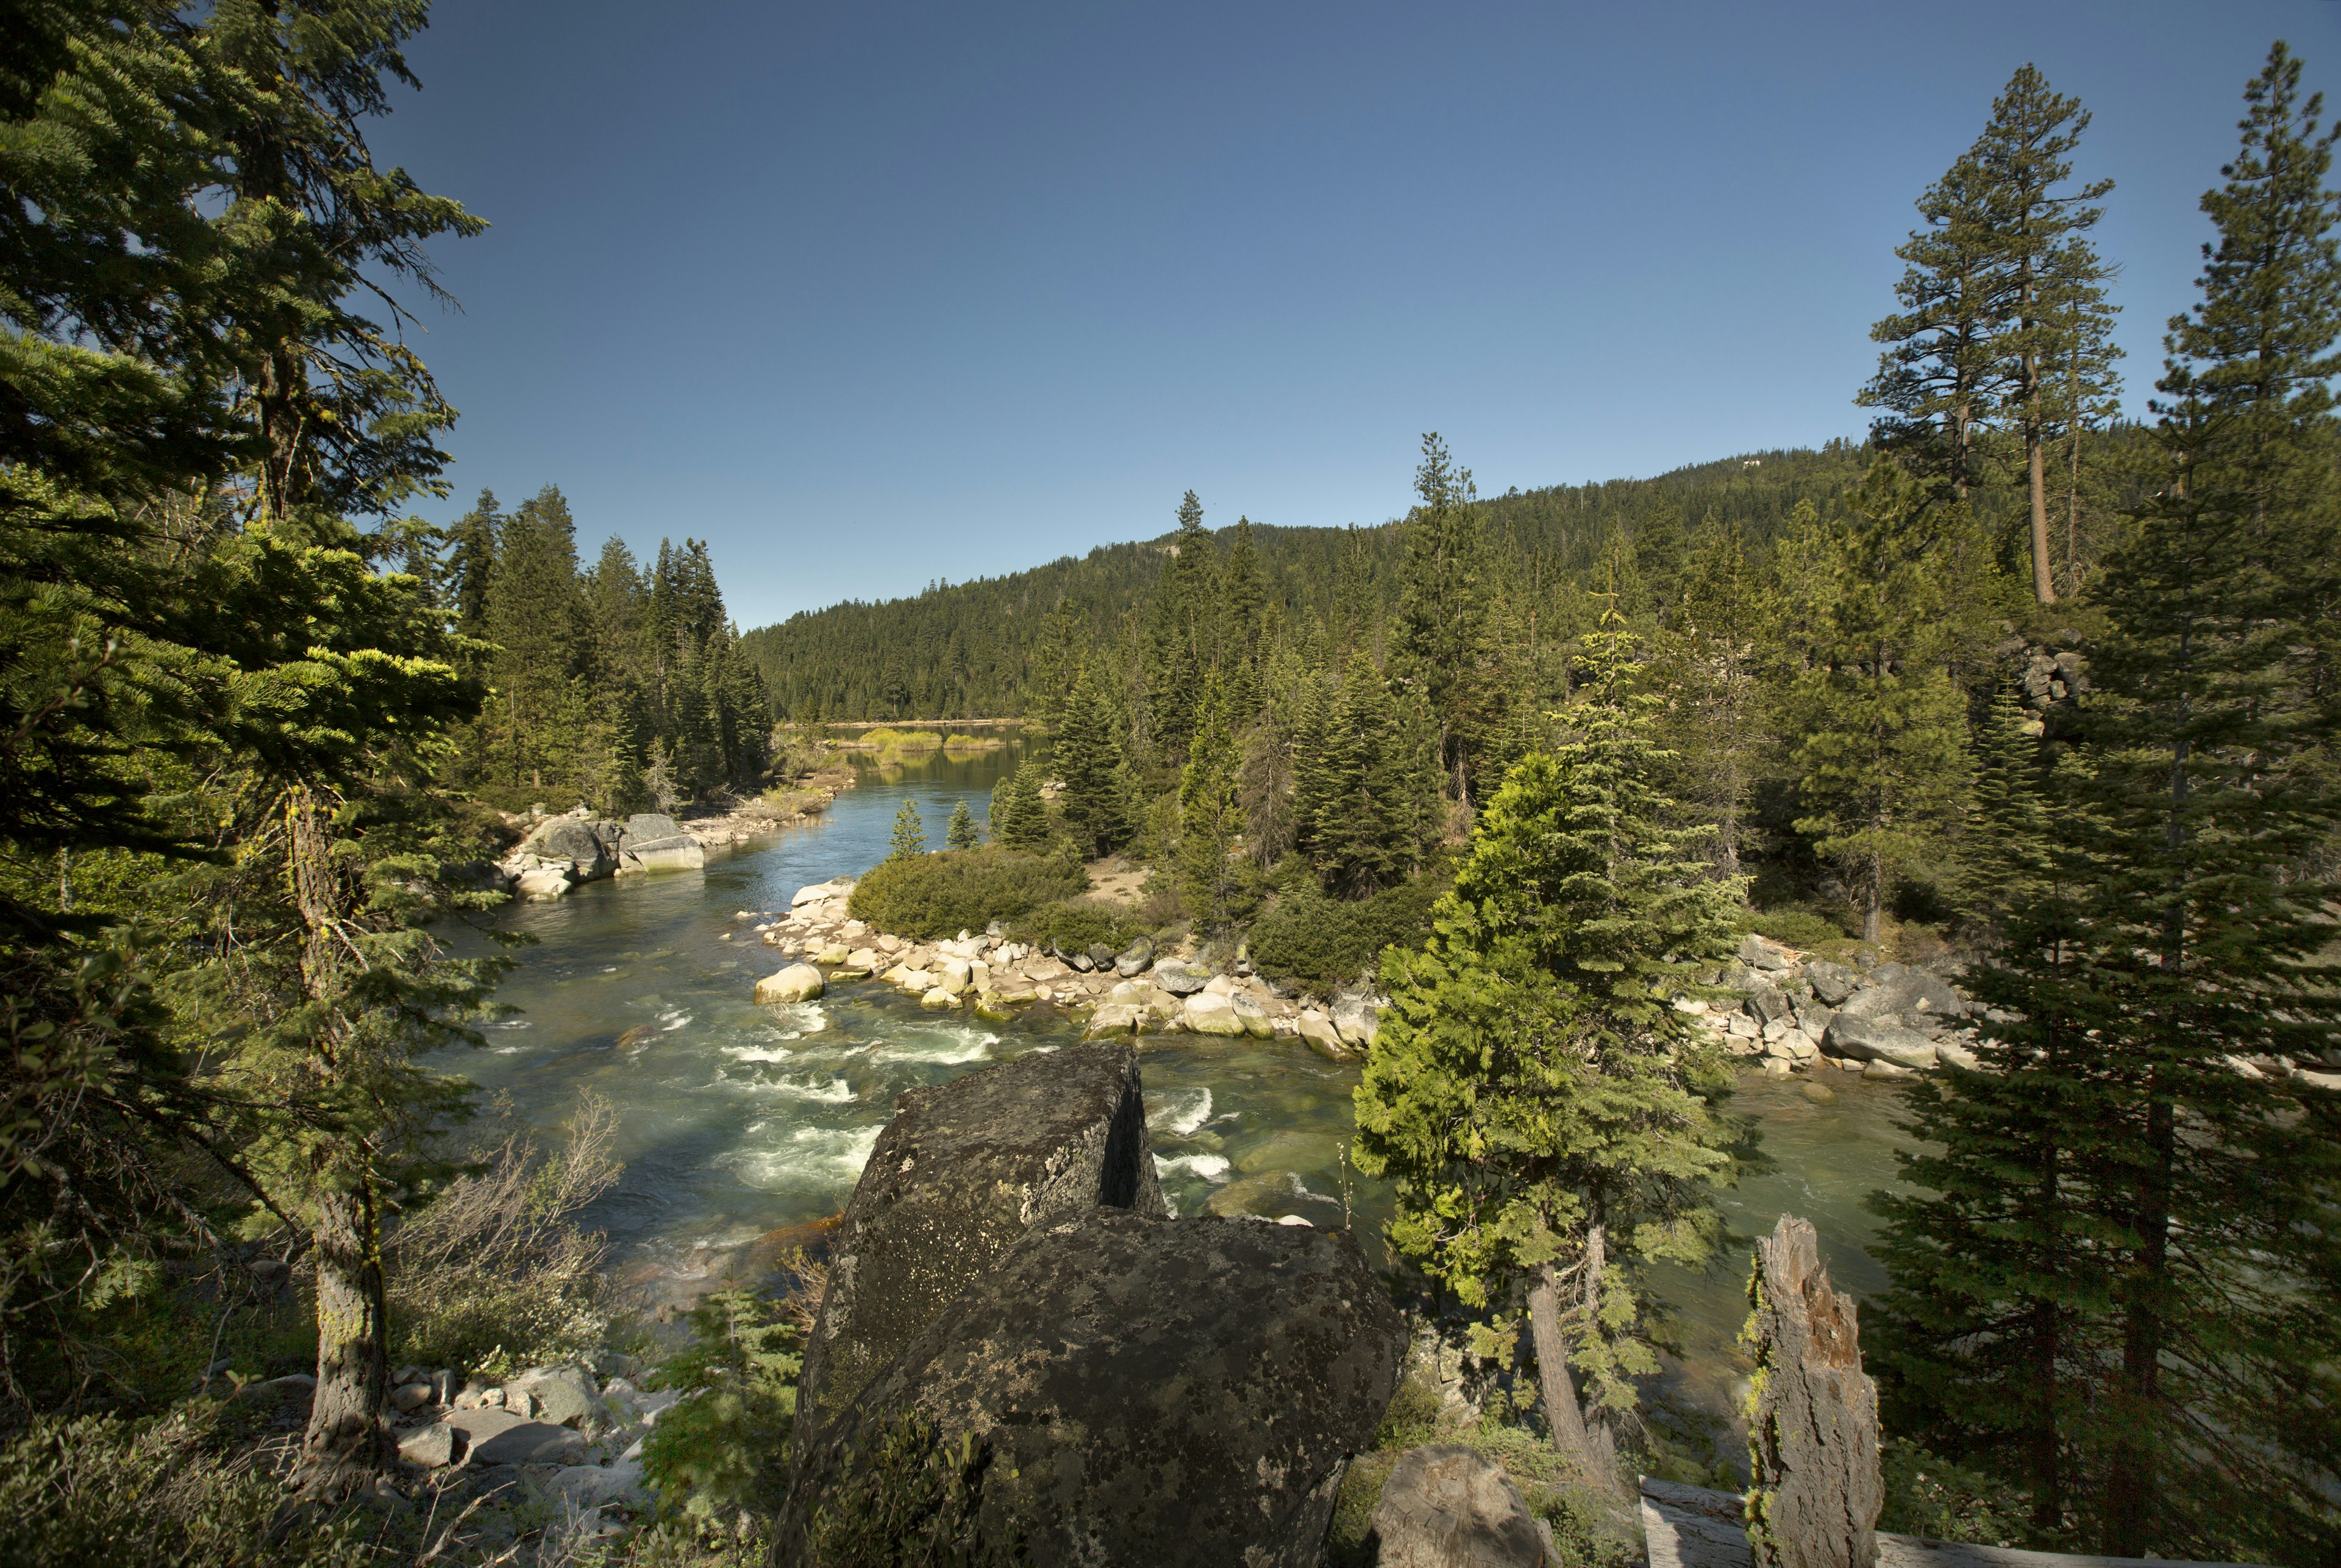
[368,1,2341,627]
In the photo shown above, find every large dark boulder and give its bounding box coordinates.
[792,1042,1167,1445]
[793,1210,1404,1568]
[528,818,608,866]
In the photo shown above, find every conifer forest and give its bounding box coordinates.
[4,5,2340,1566]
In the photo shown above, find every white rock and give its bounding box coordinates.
[1184,991,1246,1036]
[754,964,824,1004]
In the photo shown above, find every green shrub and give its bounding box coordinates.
[1878,1439,2050,1549]
[1004,896,1146,955]
[0,1411,368,1568]
[640,1286,806,1532]
[1737,905,1858,949]
[847,849,1088,940]
[1323,1450,1395,1568]
[1250,876,1445,994]
[1375,1376,1442,1452]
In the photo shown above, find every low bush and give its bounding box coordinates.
[1250,876,1446,994]
[1005,897,1147,955]
[386,1093,623,1377]
[640,1270,818,1534]
[0,1409,368,1568]
[1878,1438,2049,1549]
[849,849,1090,940]
[1738,905,1859,950]
[855,728,942,750]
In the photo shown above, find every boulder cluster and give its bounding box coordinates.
[233,1353,668,1534]
[754,879,1387,1060]
[493,793,836,902]
[1687,933,1981,1080]
[775,1042,1405,1567]
[1698,932,2341,1089]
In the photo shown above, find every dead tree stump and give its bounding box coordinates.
[1742,1214,1881,1568]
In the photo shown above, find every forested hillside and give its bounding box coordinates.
[740,432,2149,724]
[739,445,1859,720]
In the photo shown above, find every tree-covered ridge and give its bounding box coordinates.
[740,444,1878,721]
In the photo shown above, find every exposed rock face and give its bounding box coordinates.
[1803,960,1857,1005]
[1333,991,1381,1047]
[1368,1443,1546,1567]
[1824,1015,1938,1070]
[754,963,825,1004]
[504,1365,608,1428]
[1183,990,1245,1036]
[791,1043,1168,1447]
[1151,959,1210,996]
[797,1210,1404,1568]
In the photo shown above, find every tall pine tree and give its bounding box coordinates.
[1354,611,1743,1492]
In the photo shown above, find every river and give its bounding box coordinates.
[446,740,1920,1479]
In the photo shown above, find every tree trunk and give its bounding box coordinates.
[1578,1222,1620,1478]
[1528,1260,1612,1494]
[2106,1088,2174,1556]
[287,786,393,1495]
[301,1177,391,1493]
[2029,429,2056,604]
[1746,1215,1881,1568]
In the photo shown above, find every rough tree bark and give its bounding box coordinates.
[1744,1214,1881,1568]
[1528,1260,1611,1496]
[287,786,394,1494]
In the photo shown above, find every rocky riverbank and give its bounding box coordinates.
[748,876,1388,1061]
[491,782,848,901]
[224,1351,669,1545]
[1696,931,2341,1089]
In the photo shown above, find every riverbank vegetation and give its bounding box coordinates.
[5,1,2340,1561]
[910,50,2341,1563]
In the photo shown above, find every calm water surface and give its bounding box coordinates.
[447,743,1920,1467]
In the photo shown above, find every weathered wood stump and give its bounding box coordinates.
[1744,1213,1883,1568]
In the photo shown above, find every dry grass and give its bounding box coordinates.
[387,1094,624,1377]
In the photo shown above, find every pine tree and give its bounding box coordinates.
[1353,611,1743,1492]
[1875,49,2341,1561]
[2065,44,2341,1555]
[448,490,501,638]
[1177,673,1247,931]
[1313,652,1411,897]
[1221,516,1267,719]
[1790,462,1970,943]
[1391,433,1489,802]
[1054,660,1131,860]
[989,761,1053,852]
[1658,518,1775,877]
[483,486,585,792]
[946,799,981,851]
[887,800,927,861]
[1027,596,1087,732]
[1148,491,1214,757]
[1968,65,2118,603]
[1861,119,2018,505]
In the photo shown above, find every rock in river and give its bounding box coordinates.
[754,963,825,1004]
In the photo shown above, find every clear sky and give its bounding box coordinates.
[367,1,2341,628]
